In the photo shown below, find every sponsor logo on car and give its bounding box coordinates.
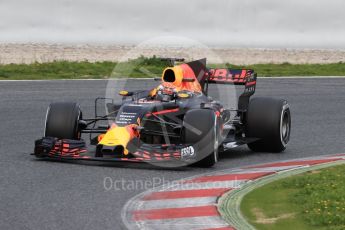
[181,146,195,159]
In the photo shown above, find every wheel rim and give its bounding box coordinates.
[75,109,82,139]
[213,116,219,162]
[280,108,290,146]
[44,105,51,137]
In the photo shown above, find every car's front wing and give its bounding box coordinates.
[33,136,257,163]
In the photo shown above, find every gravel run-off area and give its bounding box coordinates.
[1,43,345,64]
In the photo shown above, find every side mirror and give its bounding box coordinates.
[119,90,133,96]
[177,93,190,99]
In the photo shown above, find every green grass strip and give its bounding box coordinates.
[0,56,345,80]
[218,160,345,230]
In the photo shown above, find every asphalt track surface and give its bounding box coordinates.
[1,78,345,230]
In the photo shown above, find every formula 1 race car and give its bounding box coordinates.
[34,58,291,167]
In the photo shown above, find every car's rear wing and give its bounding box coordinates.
[204,68,257,111]
[206,68,256,85]
[169,58,257,111]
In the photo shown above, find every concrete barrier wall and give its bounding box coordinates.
[1,0,345,48]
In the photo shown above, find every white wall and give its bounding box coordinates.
[1,0,344,48]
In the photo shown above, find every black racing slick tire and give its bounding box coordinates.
[246,97,291,153]
[44,102,82,140]
[183,109,220,167]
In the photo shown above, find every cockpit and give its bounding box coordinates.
[152,64,203,101]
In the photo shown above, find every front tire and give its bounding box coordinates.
[246,97,291,152]
[45,102,82,139]
[183,109,219,167]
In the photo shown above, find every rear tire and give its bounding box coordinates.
[183,109,219,167]
[45,102,82,139]
[246,97,291,152]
